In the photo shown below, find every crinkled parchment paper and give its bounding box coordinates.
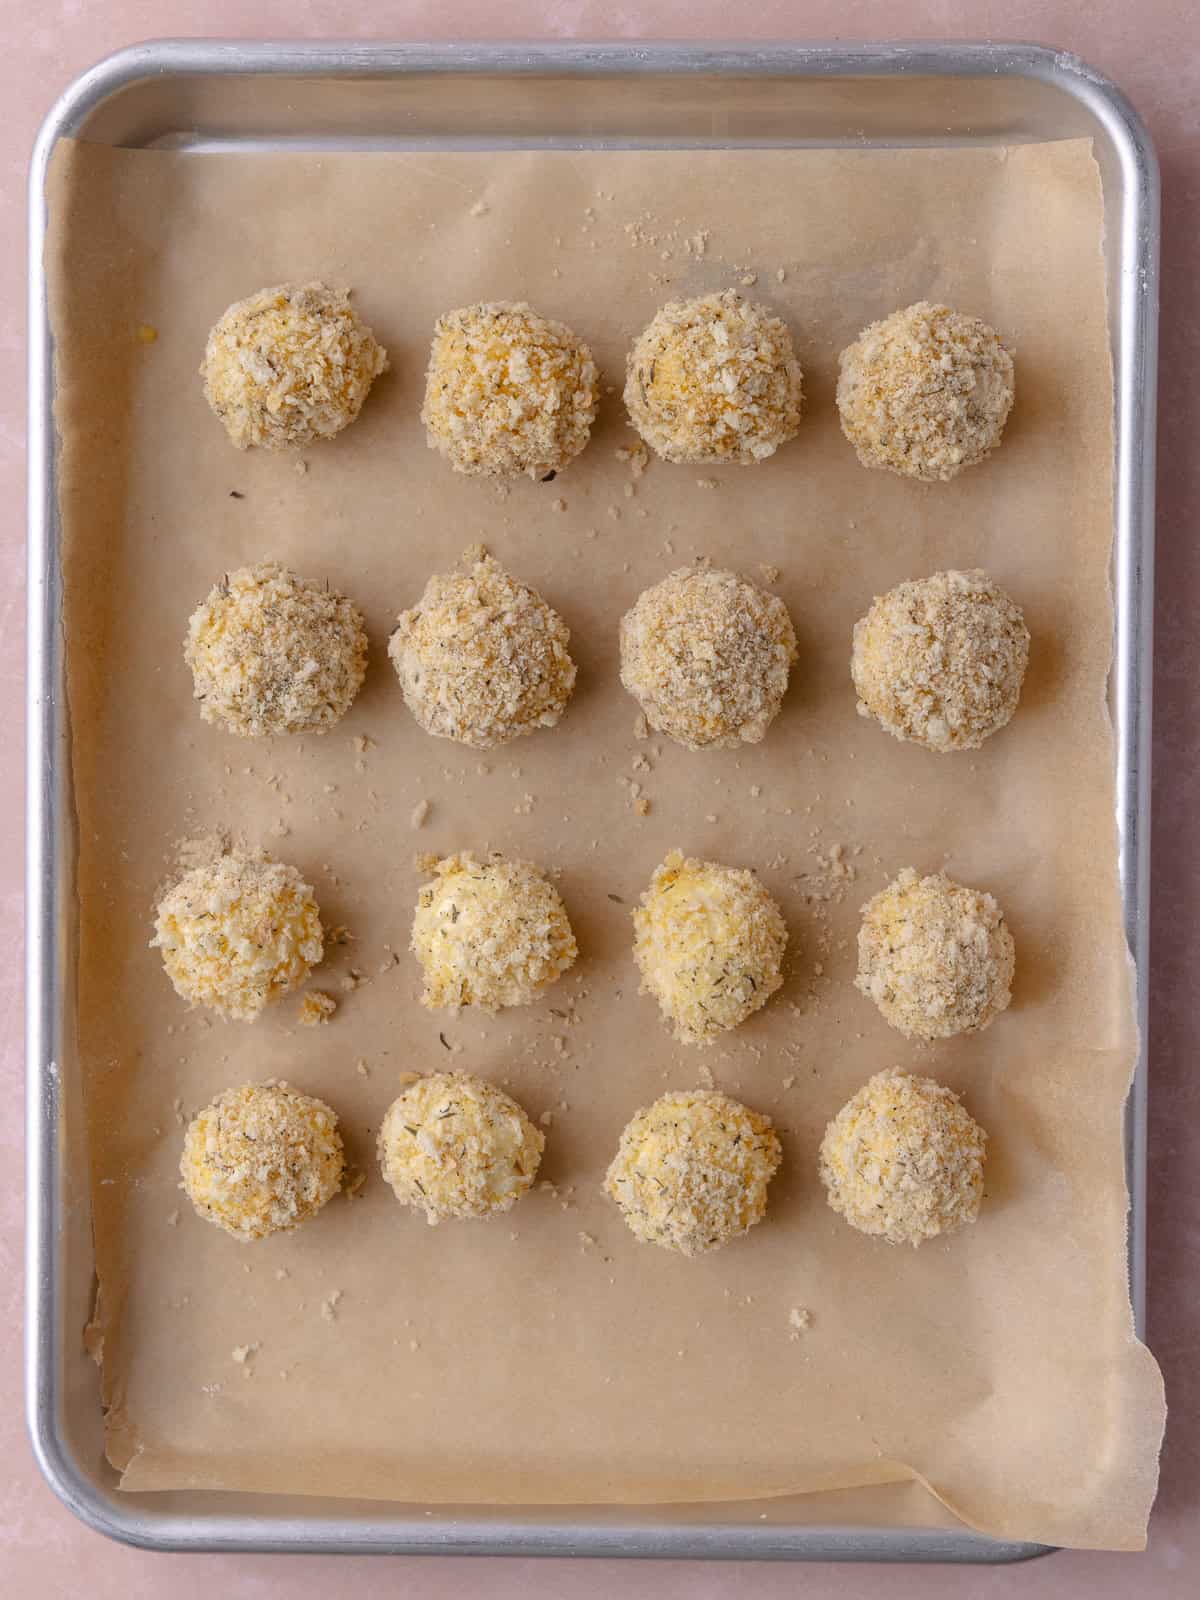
[46,135,1164,1549]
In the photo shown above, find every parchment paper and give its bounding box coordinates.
[47,135,1165,1550]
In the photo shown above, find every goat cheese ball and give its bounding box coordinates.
[856,868,1014,1040]
[605,1089,781,1256]
[619,566,797,750]
[633,851,787,1044]
[389,547,576,748]
[201,281,388,451]
[837,301,1014,481]
[421,301,598,479]
[411,851,577,1012]
[181,1080,344,1241]
[185,561,368,739]
[624,291,803,465]
[852,569,1030,752]
[378,1072,544,1225]
[152,848,324,1021]
[819,1070,987,1247]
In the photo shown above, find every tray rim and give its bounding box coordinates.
[25,36,1159,1562]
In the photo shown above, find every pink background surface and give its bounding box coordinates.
[2,2,1196,1594]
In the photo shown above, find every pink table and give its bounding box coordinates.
[3,5,1196,1593]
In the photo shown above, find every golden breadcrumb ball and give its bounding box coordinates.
[185,561,368,739]
[421,301,598,479]
[411,851,577,1012]
[152,849,324,1021]
[625,292,802,465]
[633,850,787,1044]
[619,566,797,750]
[852,569,1029,752]
[837,301,1013,481]
[378,1072,544,1225]
[389,547,576,748]
[201,281,387,450]
[181,1080,344,1241]
[605,1089,781,1256]
[819,1070,987,1246]
[856,868,1014,1040]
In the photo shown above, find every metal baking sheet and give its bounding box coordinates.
[25,39,1159,1561]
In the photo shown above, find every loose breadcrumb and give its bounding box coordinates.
[185,562,367,738]
[180,1080,343,1241]
[819,1070,987,1246]
[152,848,323,1021]
[624,292,802,465]
[421,301,598,478]
[411,851,577,1012]
[634,850,787,1044]
[389,548,576,749]
[605,1089,781,1255]
[852,569,1030,752]
[856,868,1014,1039]
[298,990,337,1026]
[837,302,1013,481]
[201,282,387,450]
[620,566,797,750]
[378,1072,543,1224]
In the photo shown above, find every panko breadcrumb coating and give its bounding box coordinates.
[152,848,324,1021]
[619,566,797,750]
[421,301,598,479]
[819,1070,987,1247]
[378,1072,544,1224]
[633,850,787,1044]
[837,301,1014,481]
[185,562,368,739]
[852,569,1029,752]
[389,547,576,748]
[856,868,1014,1040]
[624,291,803,465]
[201,282,388,451]
[411,851,577,1012]
[605,1090,781,1256]
[181,1080,344,1241]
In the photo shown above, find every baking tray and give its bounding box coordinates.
[25,39,1158,1561]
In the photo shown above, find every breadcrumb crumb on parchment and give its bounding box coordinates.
[378,1072,543,1224]
[180,1080,344,1241]
[185,562,367,739]
[605,1089,781,1255]
[201,281,388,451]
[421,301,598,479]
[633,851,787,1044]
[819,1070,987,1246]
[624,291,802,465]
[151,847,323,1021]
[411,851,577,1012]
[837,301,1013,481]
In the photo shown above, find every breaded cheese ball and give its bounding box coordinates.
[837,301,1014,481]
[181,1080,344,1241]
[389,547,575,748]
[619,566,797,750]
[201,281,388,450]
[377,1072,544,1225]
[819,1070,987,1247]
[856,868,1014,1040]
[411,851,577,1012]
[605,1090,781,1256]
[421,301,598,479]
[852,569,1029,752]
[624,291,803,465]
[185,561,368,739]
[152,849,324,1021]
[633,851,787,1044]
